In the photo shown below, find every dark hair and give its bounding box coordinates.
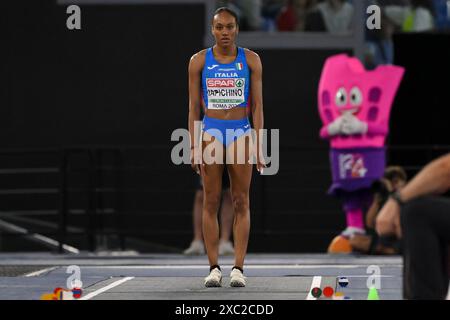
[212,7,239,26]
[384,166,407,182]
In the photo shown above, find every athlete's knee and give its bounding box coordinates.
[232,192,249,214]
[203,191,221,214]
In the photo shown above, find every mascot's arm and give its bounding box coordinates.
[320,116,345,139]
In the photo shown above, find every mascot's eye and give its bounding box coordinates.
[350,87,363,106]
[335,88,347,107]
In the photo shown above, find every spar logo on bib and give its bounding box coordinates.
[206,78,245,110]
[207,79,236,87]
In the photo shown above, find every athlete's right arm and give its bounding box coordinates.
[188,51,205,174]
[376,153,450,237]
[396,153,450,202]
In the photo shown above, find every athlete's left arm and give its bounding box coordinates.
[246,50,265,172]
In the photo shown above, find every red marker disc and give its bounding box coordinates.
[323,286,334,298]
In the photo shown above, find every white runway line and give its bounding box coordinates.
[81,264,396,269]
[24,267,58,277]
[79,277,135,300]
[338,275,395,278]
[306,276,322,300]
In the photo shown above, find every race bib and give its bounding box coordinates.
[206,78,245,109]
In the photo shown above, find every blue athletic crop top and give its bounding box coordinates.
[201,47,250,110]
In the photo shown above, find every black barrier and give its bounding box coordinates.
[0,144,448,253]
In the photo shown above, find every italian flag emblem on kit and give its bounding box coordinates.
[236,63,243,70]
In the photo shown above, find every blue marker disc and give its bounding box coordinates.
[338,277,349,288]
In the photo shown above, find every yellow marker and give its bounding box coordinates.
[332,292,345,300]
[40,293,57,300]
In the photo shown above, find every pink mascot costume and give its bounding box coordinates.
[318,54,404,253]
